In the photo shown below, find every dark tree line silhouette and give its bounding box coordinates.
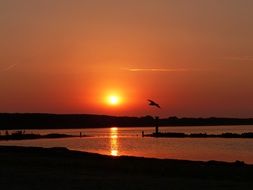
[0,113,253,130]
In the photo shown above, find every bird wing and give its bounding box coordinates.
[147,99,155,104]
[147,99,161,108]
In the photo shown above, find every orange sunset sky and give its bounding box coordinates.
[0,0,253,117]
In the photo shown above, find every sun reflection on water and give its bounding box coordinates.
[110,127,119,156]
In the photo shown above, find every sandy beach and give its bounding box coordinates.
[0,146,253,190]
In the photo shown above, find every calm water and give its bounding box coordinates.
[1,125,253,163]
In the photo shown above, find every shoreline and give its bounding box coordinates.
[1,145,253,189]
[0,145,250,166]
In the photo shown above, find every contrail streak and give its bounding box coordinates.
[0,64,17,72]
[122,68,189,72]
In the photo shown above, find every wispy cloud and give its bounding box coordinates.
[222,56,253,61]
[0,64,17,72]
[122,68,190,72]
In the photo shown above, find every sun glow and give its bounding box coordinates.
[107,95,120,106]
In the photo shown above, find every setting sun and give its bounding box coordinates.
[100,89,125,109]
[107,95,120,105]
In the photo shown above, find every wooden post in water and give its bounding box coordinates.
[155,116,159,134]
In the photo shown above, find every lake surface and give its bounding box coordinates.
[1,125,253,163]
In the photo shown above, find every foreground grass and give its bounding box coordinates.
[0,146,253,190]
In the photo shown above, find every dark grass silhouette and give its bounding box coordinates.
[0,146,253,190]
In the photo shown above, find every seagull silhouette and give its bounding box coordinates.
[147,99,161,108]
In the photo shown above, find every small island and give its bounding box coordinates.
[0,130,87,141]
[144,132,253,138]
